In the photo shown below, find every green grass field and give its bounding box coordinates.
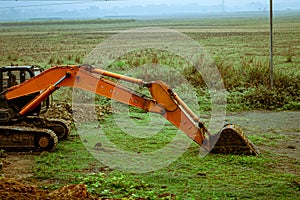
[31,114,300,199]
[1,12,300,199]
[0,12,299,110]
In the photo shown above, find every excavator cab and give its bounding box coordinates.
[0,66,33,91]
[0,65,44,91]
[0,65,49,117]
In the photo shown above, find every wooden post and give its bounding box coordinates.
[270,0,274,88]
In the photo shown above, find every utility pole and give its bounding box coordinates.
[270,0,274,88]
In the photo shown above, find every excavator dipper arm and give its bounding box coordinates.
[5,65,210,150]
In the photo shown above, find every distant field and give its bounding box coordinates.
[0,13,299,69]
[0,12,299,111]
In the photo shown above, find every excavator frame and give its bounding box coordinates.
[0,65,259,155]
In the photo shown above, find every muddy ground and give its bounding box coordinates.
[226,111,300,162]
[0,110,299,199]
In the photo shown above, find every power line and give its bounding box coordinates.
[0,2,85,9]
[0,0,122,10]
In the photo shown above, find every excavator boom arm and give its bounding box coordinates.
[5,65,210,150]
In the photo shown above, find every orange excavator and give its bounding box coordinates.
[0,65,258,155]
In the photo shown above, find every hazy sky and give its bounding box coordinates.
[1,0,299,16]
[0,0,271,10]
[0,1,299,22]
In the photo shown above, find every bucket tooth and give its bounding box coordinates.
[209,124,259,155]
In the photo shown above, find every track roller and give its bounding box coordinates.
[46,119,71,140]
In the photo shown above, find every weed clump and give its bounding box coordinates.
[48,56,55,64]
[75,56,81,64]
[193,56,300,110]
[107,50,299,111]
[56,58,62,65]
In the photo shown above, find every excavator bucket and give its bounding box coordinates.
[209,124,259,155]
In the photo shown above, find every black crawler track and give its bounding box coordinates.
[0,125,58,152]
[0,117,70,152]
[15,117,71,140]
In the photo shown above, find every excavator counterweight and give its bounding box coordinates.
[0,65,259,155]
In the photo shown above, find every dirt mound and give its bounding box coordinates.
[43,103,113,124]
[72,103,113,123]
[0,178,44,200]
[48,184,88,198]
[0,178,94,200]
[43,103,74,123]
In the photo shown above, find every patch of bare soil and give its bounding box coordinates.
[225,111,300,176]
[0,153,109,199]
[225,111,300,160]
[0,153,96,199]
[0,153,114,199]
[0,177,97,200]
[1,154,34,179]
